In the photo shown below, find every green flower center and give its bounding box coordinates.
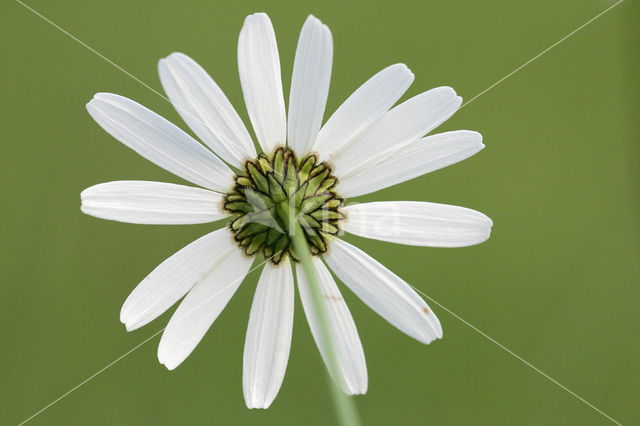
[224,147,344,264]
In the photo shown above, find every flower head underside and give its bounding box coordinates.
[224,147,343,264]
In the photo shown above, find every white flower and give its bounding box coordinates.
[80,13,492,408]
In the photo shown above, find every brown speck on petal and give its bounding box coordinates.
[324,294,343,301]
[422,307,430,314]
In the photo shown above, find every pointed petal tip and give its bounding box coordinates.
[486,216,494,228]
[304,14,332,35]
[246,404,269,410]
[436,87,462,105]
[121,311,142,332]
[424,312,443,342]
[419,330,442,345]
[436,85,457,95]
[465,130,485,149]
[304,14,325,27]
[244,12,269,24]
[118,302,152,333]
[244,396,272,410]
[167,51,184,60]
[158,52,183,68]
[161,52,193,67]
[425,86,461,105]
[379,63,414,81]
[79,204,90,216]
[120,308,138,332]
[344,381,368,395]
[85,95,100,110]
[475,210,494,228]
[91,92,115,101]
[157,351,180,371]
[393,62,413,76]
[157,57,170,75]
[87,92,123,110]
[436,323,444,340]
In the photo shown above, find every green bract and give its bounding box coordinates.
[224,147,344,264]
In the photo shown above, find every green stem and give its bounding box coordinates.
[291,220,361,426]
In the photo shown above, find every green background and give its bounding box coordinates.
[2,0,638,424]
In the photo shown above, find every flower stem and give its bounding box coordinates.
[291,221,361,426]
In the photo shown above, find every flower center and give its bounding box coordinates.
[224,147,344,264]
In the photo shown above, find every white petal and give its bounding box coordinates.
[243,258,294,409]
[312,64,414,161]
[238,13,286,153]
[158,248,253,370]
[332,87,462,177]
[87,93,234,192]
[296,258,367,395]
[324,238,442,344]
[343,201,492,247]
[120,228,236,331]
[81,180,227,225]
[287,15,333,156]
[338,130,484,197]
[158,52,256,167]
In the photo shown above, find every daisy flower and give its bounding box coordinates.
[80,13,492,408]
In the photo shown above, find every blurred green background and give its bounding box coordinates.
[2,0,638,424]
